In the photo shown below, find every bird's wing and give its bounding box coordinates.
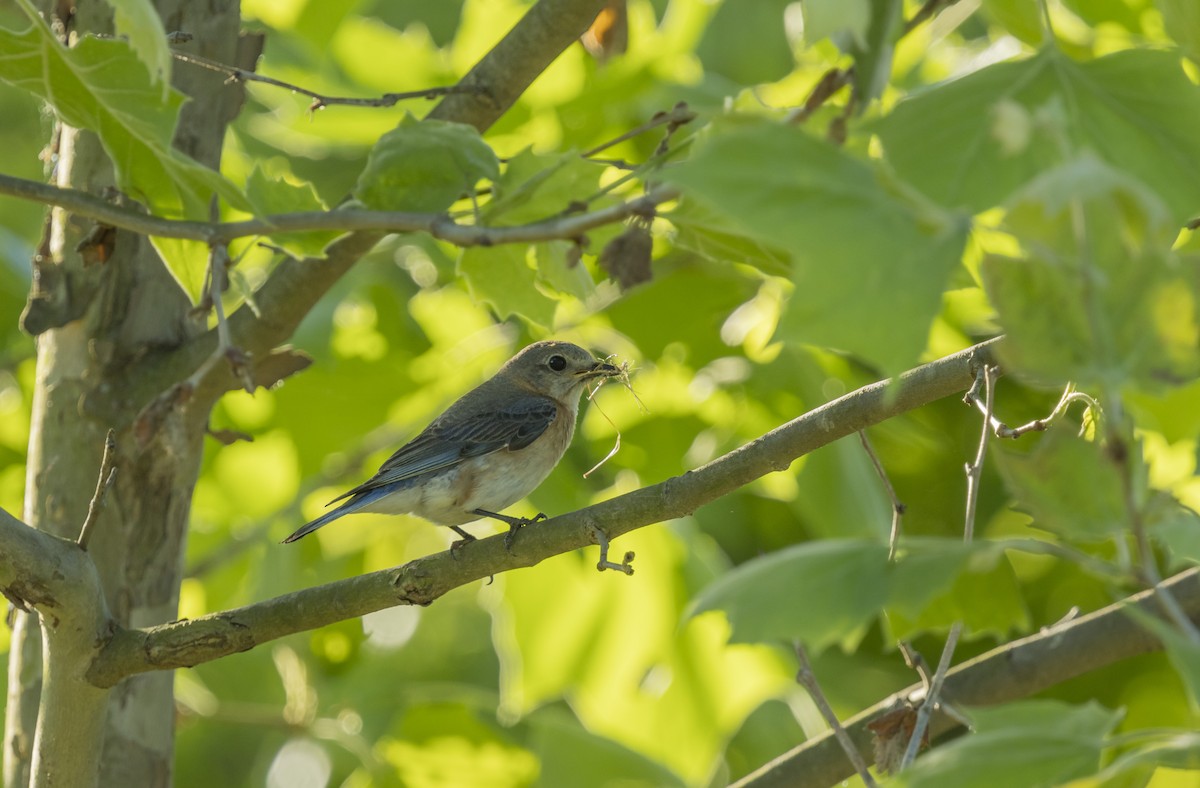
[328,396,558,503]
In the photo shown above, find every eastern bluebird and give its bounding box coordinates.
[282,341,621,548]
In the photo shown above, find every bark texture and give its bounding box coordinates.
[6,1,246,785]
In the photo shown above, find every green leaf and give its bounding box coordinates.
[688,539,890,653]
[666,197,791,277]
[897,700,1121,788]
[664,118,968,374]
[803,0,871,48]
[1123,607,1200,712]
[878,48,1200,222]
[695,0,794,85]
[245,164,337,257]
[526,706,686,788]
[1095,731,1200,782]
[458,246,557,328]
[0,21,240,215]
[982,157,1200,390]
[534,242,595,302]
[992,428,1127,542]
[1152,504,1200,568]
[1157,0,1200,64]
[0,18,245,302]
[107,0,171,86]
[484,149,605,226]
[886,539,1027,639]
[354,114,499,212]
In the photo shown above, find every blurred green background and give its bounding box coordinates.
[3,0,1200,786]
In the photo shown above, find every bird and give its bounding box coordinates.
[282,340,622,549]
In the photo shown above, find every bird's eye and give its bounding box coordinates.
[547,354,567,371]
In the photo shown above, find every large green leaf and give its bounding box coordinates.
[887,540,1029,639]
[484,149,606,226]
[664,119,968,374]
[982,157,1200,390]
[354,114,499,212]
[878,47,1200,223]
[458,245,558,328]
[897,700,1121,788]
[244,164,338,257]
[107,0,170,86]
[993,428,1128,542]
[0,13,244,301]
[1157,0,1200,64]
[689,539,891,653]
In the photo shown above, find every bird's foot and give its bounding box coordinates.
[587,523,635,575]
[449,525,477,559]
[474,509,547,552]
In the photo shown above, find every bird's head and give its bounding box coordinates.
[504,340,622,401]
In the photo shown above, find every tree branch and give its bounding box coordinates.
[86,338,999,687]
[172,50,481,111]
[733,566,1200,788]
[426,0,611,131]
[0,171,673,245]
[0,509,113,788]
[82,0,633,426]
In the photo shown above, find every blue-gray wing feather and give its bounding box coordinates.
[328,396,557,504]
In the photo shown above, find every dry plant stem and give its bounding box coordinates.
[858,431,904,560]
[172,50,477,109]
[734,566,1200,788]
[0,172,677,246]
[795,643,879,788]
[81,338,1000,685]
[900,365,995,769]
[966,382,1100,439]
[76,430,117,550]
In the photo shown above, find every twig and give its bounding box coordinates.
[587,523,634,575]
[172,50,481,112]
[795,643,879,788]
[0,171,678,247]
[193,241,254,393]
[78,429,119,550]
[902,0,961,34]
[786,67,854,125]
[858,431,906,560]
[901,364,995,768]
[964,381,1099,439]
[581,102,696,159]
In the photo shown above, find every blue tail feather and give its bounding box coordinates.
[281,487,392,543]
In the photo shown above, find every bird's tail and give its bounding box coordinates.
[281,493,376,544]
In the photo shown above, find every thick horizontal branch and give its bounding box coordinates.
[86,338,999,687]
[734,566,1200,788]
[0,172,673,245]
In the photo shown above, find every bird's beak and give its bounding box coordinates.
[578,360,622,380]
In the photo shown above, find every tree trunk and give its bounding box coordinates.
[5,1,248,785]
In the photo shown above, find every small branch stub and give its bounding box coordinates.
[588,524,634,575]
[78,429,118,550]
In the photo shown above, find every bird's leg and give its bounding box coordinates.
[474,509,547,550]
[449,525,477,558]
